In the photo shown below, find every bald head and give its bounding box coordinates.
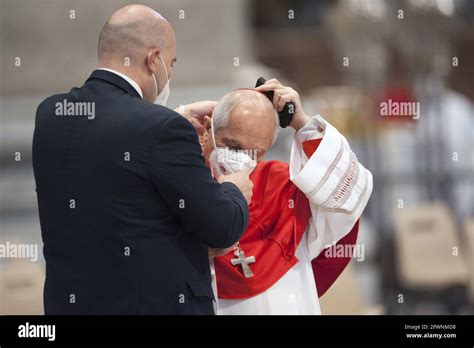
[202,89,279,163]
[97,5,177,102]
[214,90,278,142]
[98,4,171,62]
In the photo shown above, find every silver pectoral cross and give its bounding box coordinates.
[231,247,256,278]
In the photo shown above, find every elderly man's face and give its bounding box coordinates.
[201,91,277,165]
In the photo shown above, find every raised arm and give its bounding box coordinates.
[149,114,249,248]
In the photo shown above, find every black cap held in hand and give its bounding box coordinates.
[255,77,295,128]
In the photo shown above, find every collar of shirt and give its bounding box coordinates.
[96,68,143,98]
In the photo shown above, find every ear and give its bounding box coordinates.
[199,116,212,148]
[199,129,209,147]
[203,115,212,131]
[146,48,161,73]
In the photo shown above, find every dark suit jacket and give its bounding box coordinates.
[32,70,248,314]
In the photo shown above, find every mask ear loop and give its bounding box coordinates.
[210,116,218,149]
[158,54,169,81]
[209,117,219,178]
[149,52,159,98]
[151,54,169,98]
[209,117,224,178]
[152,73,158,98]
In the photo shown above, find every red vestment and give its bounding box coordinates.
[215,139,359,299]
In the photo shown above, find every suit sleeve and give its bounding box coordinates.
[149,113,249,248]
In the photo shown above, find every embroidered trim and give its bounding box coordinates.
[307,138,344,198]
[324,170,369,215]
[323,150,359,210]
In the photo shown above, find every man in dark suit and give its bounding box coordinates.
[32,4,252,315]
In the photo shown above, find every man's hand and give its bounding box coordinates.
[255,79,310,131]
[209,242,238,259]
[175,101,217,136]
[218,171,253,204]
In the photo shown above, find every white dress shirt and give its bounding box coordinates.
[97,68,143,98]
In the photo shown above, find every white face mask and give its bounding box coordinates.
[208,117,257,178]
[152,54,170,106]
